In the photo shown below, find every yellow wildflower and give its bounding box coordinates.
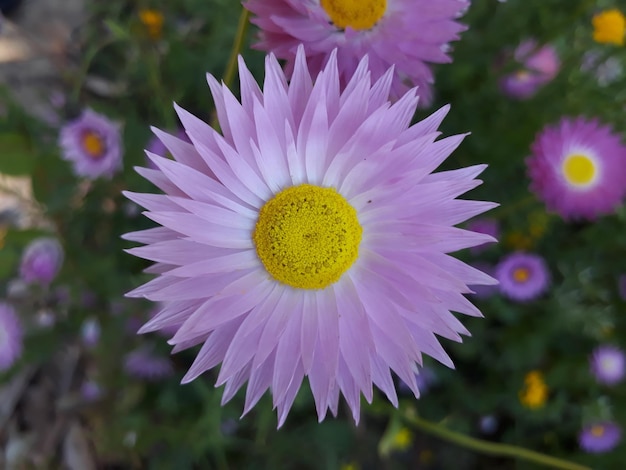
[139,9,165,40]
[391,427,413,451]
[519,371,548,409]
[340,463,359,470]
[592,9,625,46]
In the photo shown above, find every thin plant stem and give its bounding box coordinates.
[210,6,250,129]
[403,413,590,470]
[222,6,251,89]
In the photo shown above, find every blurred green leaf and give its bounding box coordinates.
[0,134,36,175]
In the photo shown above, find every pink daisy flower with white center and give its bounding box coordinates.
[0,302,23,371]
[526,117,626,221]
[123,46,497,427]
[59,108,123,179]
[245,0,470,106]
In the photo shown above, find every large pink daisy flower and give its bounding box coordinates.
[245,0,470,106]
[527,117,626,220]
[123,47,496,426]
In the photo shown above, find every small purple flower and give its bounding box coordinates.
[499,40,559,100]
[0,302,23,371]
[59,108,122,179]
[479,415,498,434]
[80,380,102,401]
[36,309,56,328]
[466,218,499,254]
[579,422,621,453]
[399,367,437,396]
[19,237,63,285]
[80,318,101,348]
[495,252,550,302]
[124,347,173,381]
[590,345,625,385]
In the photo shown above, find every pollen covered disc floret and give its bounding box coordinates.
[561,153,598,188]
[253,184,362,290]
[123,46,497,427]
[320,0,387,30]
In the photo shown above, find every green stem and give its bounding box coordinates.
[404,413,590,470]
[222,6,251,89]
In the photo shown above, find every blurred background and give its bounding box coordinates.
[0,0,625,468]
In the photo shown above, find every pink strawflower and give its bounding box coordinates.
[124,47,497,426]
[527,117,626,220]
[59,108,123,179]
[0,302,23,371]
[124,347,174,381]
[590,345,625,385]
[495,252,549,302]
[245,0,470,106]
[19,237,64,285]
[499,40,559,100]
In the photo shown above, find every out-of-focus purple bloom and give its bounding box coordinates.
[479,415,498,434]
[19,237,63,285]
[399,367,437,396]
[590,345,625,385]
[466,218,499,254]
[0,302,22,371]
[579,422,621,453]
[124,347,174,381]
[499,40,559,100]
[59,108,123,179]
[36,309,56,328]
[496,252,550,302]
[80,318,101,348]
[80,380,102,401]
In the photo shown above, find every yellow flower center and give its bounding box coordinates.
[592,9,626,46]
[139,9,164,40]
[320,0,387,30]
[82,131,106,160]
[513,267,530,283]
[591,425,605,437]
[561,154,597,187]
[253,184,362,290]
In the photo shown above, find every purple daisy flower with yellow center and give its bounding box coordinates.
[527,117,626,221]
[19,237,63,285]
[0,302,23,371]
[499,40,559,100]
[245,0,470,106]
[59,108,122,179]
[495,252,549,302]
[590,345,625,385]
[123,47,497,426]
[124,347,174,381]
[579,422,621,453]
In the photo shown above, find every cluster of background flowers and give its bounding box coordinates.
[0,1,625,468]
